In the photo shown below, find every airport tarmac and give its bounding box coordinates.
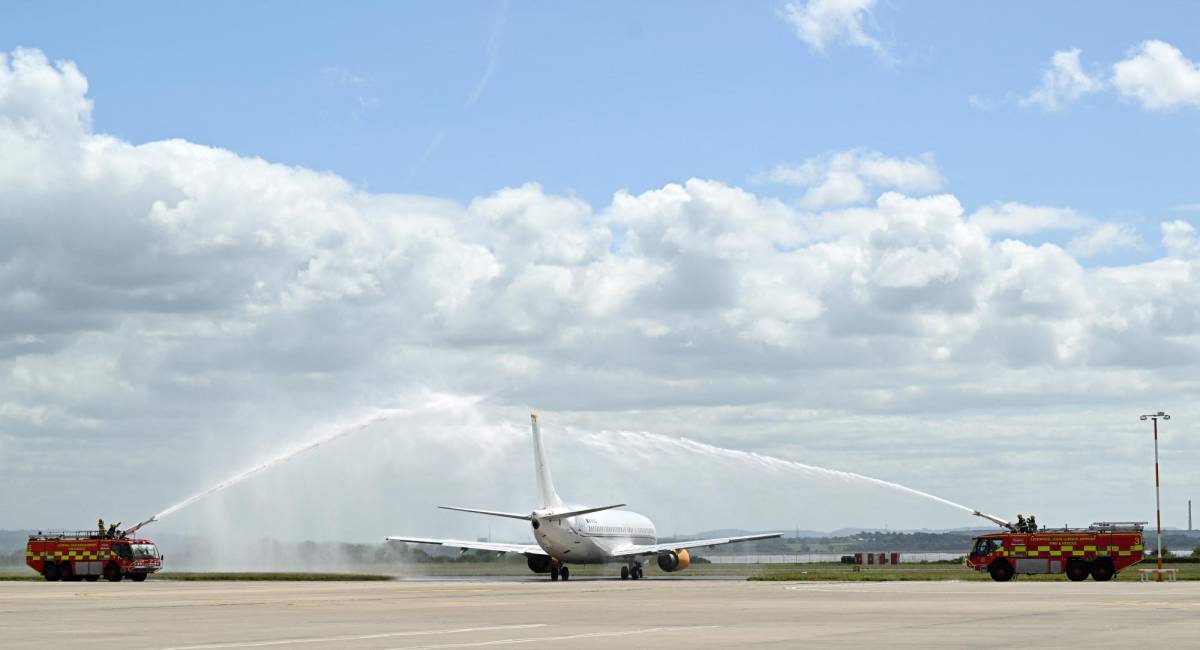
[2,578,1197,649]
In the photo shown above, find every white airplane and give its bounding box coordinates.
[387,413,782,581]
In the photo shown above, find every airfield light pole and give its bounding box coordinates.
[1140,412,1170,582]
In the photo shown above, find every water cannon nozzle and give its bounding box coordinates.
[973,510,1015,531]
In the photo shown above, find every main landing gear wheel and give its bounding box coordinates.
[550,567,560,581]
[988,560,1014,582]
[635,566,643,579]
[621,566,629,580]
[559,566,570,581]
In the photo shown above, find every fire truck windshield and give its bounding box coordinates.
[970,539,1001,556]
[114,543,160,559]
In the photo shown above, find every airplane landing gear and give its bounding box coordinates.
[559,566,570,581]
[621,561,643,580]
[550,566,560,581]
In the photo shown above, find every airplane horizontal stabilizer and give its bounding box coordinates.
[437,505,532,520]
[543,503,627,521]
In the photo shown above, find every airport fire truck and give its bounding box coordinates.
[26,531,163,582]
[966,521,1145,582]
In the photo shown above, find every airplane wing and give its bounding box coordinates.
[386,536,548,556]
[609,532,783,558]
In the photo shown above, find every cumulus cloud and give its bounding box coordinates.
[0,47,92,136]
[1112,40,1200,111]
[1162,220,1200,258]
[1021,40,1200,113]
[3,49,1200,536]
[1067,223,1143,257]
[758,150,942,209]
[1021,49,1104,111]
[780,0,885,56]
[968,202,1092,236]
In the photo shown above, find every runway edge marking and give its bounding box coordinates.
[159,624,549,650]
[389,625,722,650]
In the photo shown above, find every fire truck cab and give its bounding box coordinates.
[966,522,1145,582]
[27,531,163,582]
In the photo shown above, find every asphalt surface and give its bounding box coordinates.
[2,578,1197,649]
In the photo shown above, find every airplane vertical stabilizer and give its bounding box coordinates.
[530,413,564,508]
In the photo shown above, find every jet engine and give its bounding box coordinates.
[526,555,553,574]
[656,549,691,572]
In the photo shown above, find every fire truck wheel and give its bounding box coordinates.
[1065,560,1089,582]
[988,560,1013,582]
[84,575,99,582]
[130,573,147,582]
[42,563,60,582]
[1090,560,1115,582]
[60,563,80,582]
[104,562,124,582]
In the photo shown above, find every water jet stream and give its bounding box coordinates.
[582,430,1003,524]
[125,394,471,536]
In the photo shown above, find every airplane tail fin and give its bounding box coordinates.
[530,412,564,508]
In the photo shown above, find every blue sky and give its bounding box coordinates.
[5,0,1197,232]
[3,2,1200,536]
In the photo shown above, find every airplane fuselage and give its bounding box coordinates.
[532,507,656,564]
[387,413,781,580]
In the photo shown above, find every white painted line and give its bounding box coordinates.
[388,625,721,649]
[160,624,549,649]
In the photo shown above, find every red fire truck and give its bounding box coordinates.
[26,531,163,582]
[966,521,1145,582]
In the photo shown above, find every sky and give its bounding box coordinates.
[1,1,1199,544]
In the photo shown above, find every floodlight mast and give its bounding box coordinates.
[1140,411,1171,582]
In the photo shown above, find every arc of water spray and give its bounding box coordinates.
[125,393,475,537]
[582,431,1008,527]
